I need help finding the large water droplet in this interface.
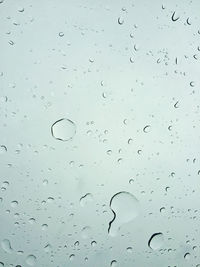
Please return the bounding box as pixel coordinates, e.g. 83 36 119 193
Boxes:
171 11 179 21
26 255 37 266
51 118 76 141
1 239 13 253
148 233 164 250
108 191 139 236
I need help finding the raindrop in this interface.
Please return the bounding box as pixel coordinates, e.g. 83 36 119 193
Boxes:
0 145 7 154
110 260 117 266
18 7 24 12
0 263 4 267
126 247 133 253
186 18 191 25
130 57 134 63
171 11 179 21
28 218 36 224
184 252 190 260
69 254 75 261
11 201 18 208
80 193 93 207
1 239 13 253
148 233 164 250
26 255 36 266
174 101 179 108
91 241 97 247
51 118 76 141
118 17 124 25
143 125 151 133
41 224 48 230
81 226 91 239
108 191 139 236
44 244 52 253
59 32 64 37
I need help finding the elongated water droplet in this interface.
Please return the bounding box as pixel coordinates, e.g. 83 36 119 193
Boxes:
1 239 13 253
108 191 139 236
171 11 179 21
51 118 76 141
148 233 164 250
118 17 124 25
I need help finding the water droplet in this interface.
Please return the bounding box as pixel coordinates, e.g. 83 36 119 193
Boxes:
80 193 93 207
41 224 48 230
174 101 179 108
171 11 179 22
11 200 18 208
184 252 190 260
44 244 52 253
1 239 13 253
28 218 36 224
126 247 133 253
43 179 48 185
59 32 64 37
18 7 24 12
26 255 36 266
0 145 7 154
143 125 151 133
108 192 139 236
51 118 76 141
130 57 134 63
129 179 134 184
110 260 117 266
148 233 164 250
81 226 91 239
186 18 191 25
91 240 97 247
118 17 124 25
69 254 75 261
0 263 4 267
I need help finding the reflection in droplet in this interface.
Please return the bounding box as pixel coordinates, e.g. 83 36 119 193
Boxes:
51 118 76 141
26 255 37 266
148 233 164 250
108 192 139 236
1 239 13 253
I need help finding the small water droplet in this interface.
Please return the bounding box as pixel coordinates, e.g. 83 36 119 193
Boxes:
1 239 13 253
184 252 190 260
143 125 151 133
171 11 179 22
148 233 164 250
91 240 97 247
11 200 18 208
69 254 75 261
0 145 7 154
118 17 124 25
80 193 93 207
44 244 52 253
126 247 133 253
41 224 48 230
51 118 76 141
81 226 91 239
26 255 36 266
59 32 64 37
110 260 117 266
108 192 139 236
